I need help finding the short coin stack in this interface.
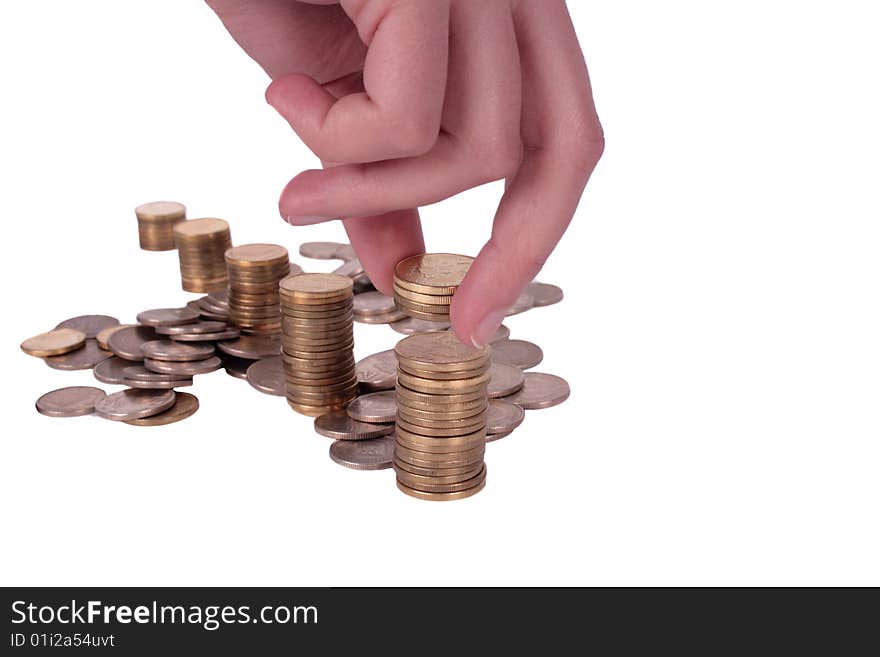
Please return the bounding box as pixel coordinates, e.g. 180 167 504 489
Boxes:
280 273 358 416
393 331 489 501
226 244 291 336
135 201 186 251
393 253 473 320
173 218 232 292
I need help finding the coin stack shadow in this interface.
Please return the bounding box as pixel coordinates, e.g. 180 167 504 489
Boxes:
173 218 232 292
392 253 473 320
226 244 291 336
135 201 186 251
393 332 489 501
280 273 358 417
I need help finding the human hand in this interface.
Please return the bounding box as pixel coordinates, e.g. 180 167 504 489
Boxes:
207 0 603 346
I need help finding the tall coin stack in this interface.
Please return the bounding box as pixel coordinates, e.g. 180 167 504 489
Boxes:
173 218 232 292
135 201 186 251
280 273 358 417
393 332 489 501
393 253 474 320
226 244 291 336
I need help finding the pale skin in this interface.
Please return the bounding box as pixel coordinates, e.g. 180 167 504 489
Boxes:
206 0 604 347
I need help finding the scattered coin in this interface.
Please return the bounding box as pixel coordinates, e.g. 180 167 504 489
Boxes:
94 388 176 421
221 354 255 379
246 356 286 396
489 324 511 343
124 392 200 426
140 340 215 362
334 244 357 261
485 399 525 434
390 317 451 334
156 320 228 335
490 339 544 370
122 365 190 382
21 328 86 358
355 350 397 391
487 362 525 398
346 391 397 423
170 328 240 342
333 258 365 278
97 324 136 350
35 386 107 418
354 291 396 316
506 290 536 316
44 339 112 371
217 334 281 359
299 241 344 260
136 306 201 327
123 376 193 390
107 326 161 361
93 357 134 385
528 282 564 307
143 356 222 376
328 436 394 470
485 430 513 443
504 372 570 410
55 315 119 339
314 410 394 440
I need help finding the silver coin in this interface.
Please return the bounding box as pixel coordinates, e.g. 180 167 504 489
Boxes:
44 339 113 371
246 356 286 396
528 282 563 307
143 356 223 376
156 320 228 335
390 317 451 335
490 339 543 370
36 386 106 418
199 309 229 321
170 329 240 342
94 388 176 421
487 362 525 398
107 325 161 361
314 410 395 440
355 349 398 391
299 241 344 260
217 335 281 359
353 291 396 316
207 289 229 305
123 377 193 390
55 315 120 339
334 244 357 261
93 357 134 385
136 306 200 327
506 290 535 316
221 355 254 380
485 399 525 434
347 391 397 423
504 372 570 410
490 324 511 343
329 436 394 470
197 297 228 314
352 278 376 295
123 364 190 382
333 258 364 278
141 340 215 362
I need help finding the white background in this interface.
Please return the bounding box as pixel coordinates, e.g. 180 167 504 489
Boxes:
1 1 878 586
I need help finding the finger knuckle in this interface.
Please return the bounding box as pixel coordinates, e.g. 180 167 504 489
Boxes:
562 116 605 175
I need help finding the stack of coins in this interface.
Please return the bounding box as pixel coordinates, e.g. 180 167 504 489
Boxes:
173 218 232 292
393 253 473 320
393 332 489 500
135 201 186 251
280 273 358 416
225 244 291 336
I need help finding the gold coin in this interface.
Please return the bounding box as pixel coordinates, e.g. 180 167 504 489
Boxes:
280 272 353 297
225 243 289 267
21 328 87 358
394 442 484 464
287 400 346 417
392 457 481 477
396 308 452 322
392 283 454 305
394 331 488 372
395 384 485 405
395 426 486 453
173 217 229 239
396 397 487 415
396 417 485 437
396 475 486 501
397 362 489 380
394 296 451 315
394 463 484 487
393 253 473 295
280 291 353 306
96 324 136 351
396 370 490 394
396 464 486 493
396 407 487 427
123 392 199 426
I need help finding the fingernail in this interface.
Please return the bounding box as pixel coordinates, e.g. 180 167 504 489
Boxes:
470 309 507 349
285 215 329 226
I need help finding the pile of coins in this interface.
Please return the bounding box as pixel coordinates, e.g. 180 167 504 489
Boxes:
226 244 292 336
280 273 358 416
392 332 490 501
393 253 473 321
173 218 232 292
135 201 186 251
